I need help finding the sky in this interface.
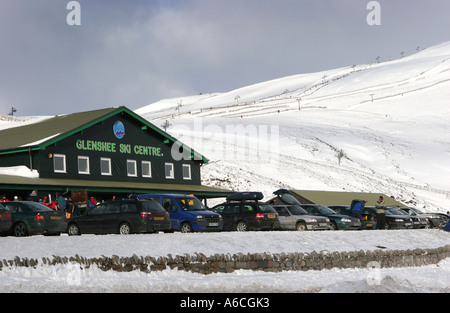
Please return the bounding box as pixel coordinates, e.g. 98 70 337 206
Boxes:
0 0 449 116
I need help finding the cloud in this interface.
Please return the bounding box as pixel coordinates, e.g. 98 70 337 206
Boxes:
0 0 449 116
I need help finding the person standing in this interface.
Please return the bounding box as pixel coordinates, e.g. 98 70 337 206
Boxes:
89 196 97 208
376 196 386 229
65 198 74 219
351 200 364 221
351 200 366 230
58 195 66 213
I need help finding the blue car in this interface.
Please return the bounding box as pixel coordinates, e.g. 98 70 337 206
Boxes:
137 194 223 233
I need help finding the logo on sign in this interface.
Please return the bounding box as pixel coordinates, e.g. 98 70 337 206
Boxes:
113 121 125 139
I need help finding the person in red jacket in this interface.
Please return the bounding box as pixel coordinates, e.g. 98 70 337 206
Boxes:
89 197 97 208
50 201 59 211
42 196 50 207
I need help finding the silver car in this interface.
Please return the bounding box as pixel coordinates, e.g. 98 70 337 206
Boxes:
399 207 447 228
273 205 330 231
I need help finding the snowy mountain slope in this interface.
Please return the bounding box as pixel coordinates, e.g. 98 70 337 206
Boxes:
136 42 450 119
137 41 450 211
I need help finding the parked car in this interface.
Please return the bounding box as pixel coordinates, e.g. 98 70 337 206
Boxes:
67 198 170 235
300 204 361 230
435 212 450 224
2 201 66 236
0 203 13 235
329 205 375 229
365 207 413 230
273 205 330 231
386 207 427 229
137 194 223 233
210 192 279 231
398 207 447 228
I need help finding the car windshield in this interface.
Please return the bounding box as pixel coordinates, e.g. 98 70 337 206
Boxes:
258 204 277 213
27 202 54 212
388 207 406 215
287 205 308 215
141 201 166 213
316 205 337 215
176 197 206 211
410 207 424 214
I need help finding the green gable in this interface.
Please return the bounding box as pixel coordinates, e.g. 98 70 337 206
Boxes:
0 106 208 164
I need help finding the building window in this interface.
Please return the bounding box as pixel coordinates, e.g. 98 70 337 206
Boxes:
127 160 137 177
165 163 174 179
142 161 152 178
53 154 66 173
100 158 112 176
78 156 90 175
182 164 192 180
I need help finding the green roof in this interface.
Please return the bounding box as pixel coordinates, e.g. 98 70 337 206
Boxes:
0 106 208 163
290 190 405 207
0 174 232 198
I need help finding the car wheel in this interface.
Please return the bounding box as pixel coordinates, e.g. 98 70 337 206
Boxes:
384 223 390 230
67 223 81 236
235 221 247 232
14 222 29 237
180 222 193 233
119 223 131 235
330 221 338 230
296 222 307 231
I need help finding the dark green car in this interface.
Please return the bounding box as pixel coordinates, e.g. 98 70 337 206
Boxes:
328 205 376 230
301 204 361 230
2 201 67 237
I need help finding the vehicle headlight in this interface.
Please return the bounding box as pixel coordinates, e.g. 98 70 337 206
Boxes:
196 215 203 219
310 219 317 223
394 219 403 222
341 218 352 223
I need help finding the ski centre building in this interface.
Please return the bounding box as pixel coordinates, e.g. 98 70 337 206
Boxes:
0 106 232 205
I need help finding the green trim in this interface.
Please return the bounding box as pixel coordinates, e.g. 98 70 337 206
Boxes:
0 175 232 198
36 108 126 150
123 108 209 164
0 148 38 156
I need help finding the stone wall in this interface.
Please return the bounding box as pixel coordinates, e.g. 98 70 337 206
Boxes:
1 245 449 275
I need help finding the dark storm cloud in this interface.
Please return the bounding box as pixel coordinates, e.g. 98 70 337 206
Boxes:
0 0 449 116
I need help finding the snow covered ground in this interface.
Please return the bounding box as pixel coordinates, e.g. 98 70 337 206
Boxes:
0 229 448 293
1 42 449 293
0 258 448 293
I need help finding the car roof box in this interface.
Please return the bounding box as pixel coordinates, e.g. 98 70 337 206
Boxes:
226 192 264 202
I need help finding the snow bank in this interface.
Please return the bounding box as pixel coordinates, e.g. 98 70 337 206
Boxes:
0 166 39 178
0 253 448 293
1 229 448 260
